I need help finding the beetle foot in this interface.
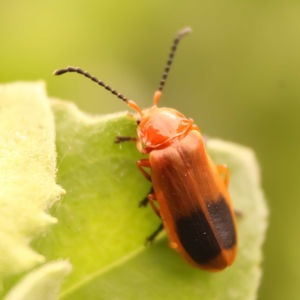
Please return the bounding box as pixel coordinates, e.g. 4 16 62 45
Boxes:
145 223 164 246
139 197 149 207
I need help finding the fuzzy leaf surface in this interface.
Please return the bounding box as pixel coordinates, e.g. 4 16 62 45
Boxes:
0 83 64 291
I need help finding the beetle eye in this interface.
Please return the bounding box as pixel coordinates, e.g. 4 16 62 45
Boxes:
136 119 141 125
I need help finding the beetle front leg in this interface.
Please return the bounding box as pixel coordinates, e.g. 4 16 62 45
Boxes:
115 136 137 143
137 159 151 181
217 165 229 188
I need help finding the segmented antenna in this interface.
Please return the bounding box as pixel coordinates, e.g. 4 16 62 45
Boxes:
53 66 130 103
158 27 192 92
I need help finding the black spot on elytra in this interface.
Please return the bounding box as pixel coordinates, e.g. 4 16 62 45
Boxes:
176 209 221 264
207 194 236 249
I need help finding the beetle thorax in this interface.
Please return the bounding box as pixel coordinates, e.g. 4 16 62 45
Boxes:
137 106 193 152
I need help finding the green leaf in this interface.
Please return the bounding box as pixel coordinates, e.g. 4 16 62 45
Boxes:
1 82 268 299
35 98 267 299
0 83 64 286
3 261 71 300
33 99 158 293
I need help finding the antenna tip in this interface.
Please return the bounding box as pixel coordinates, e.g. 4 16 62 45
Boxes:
178 27 192 37
53 68 66 76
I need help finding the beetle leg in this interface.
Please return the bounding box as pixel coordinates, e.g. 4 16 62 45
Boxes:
139 187 154 207
115 136 137 143
145 223 164 245
148 193 161 218
137 159 151 181
139 188 163 244
217 165 229 187
140 189 161 218
139 196 149 207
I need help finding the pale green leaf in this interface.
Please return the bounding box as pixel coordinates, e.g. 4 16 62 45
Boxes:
4 261 71 300
0 83 64 285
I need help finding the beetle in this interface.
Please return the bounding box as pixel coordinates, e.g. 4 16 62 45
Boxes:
54 27 238 272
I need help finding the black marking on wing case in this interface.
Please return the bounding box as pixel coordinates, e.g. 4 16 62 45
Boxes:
207 194 236 249
176 209 221 264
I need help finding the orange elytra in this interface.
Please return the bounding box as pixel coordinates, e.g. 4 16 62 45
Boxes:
54 27 238 272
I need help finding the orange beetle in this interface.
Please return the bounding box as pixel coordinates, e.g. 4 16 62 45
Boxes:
54 27 238 271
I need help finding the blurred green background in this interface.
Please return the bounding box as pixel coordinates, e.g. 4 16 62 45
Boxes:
1 0 299 299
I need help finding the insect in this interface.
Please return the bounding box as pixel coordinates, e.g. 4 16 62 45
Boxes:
54 27 238 272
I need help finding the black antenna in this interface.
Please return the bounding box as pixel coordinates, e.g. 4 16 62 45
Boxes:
158 27 192 92
53 66 130 104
